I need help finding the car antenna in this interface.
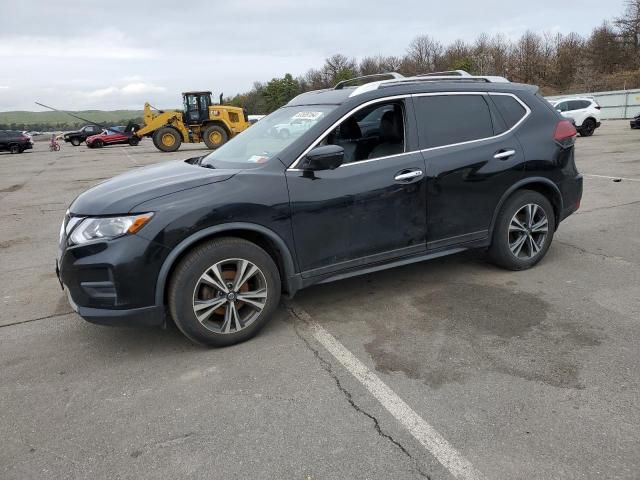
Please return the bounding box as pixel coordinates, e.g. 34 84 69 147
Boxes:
35 101 124 135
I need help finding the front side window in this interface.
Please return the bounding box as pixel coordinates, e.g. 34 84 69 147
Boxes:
415 95 494 149
319 101 405 163
201 105 335 168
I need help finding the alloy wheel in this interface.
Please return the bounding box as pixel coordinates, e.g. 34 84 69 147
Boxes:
192 258 268 334
508 203 549 260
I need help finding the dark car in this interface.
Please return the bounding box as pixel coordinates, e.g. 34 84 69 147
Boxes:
63 125 103 146
57 72 582 347
86 126 140 148
631 113 640 129
0 130 33 154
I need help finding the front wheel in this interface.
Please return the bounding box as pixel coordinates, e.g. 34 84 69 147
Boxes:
168 238 281 347
9 144 22 154
71 138 81 146
128 136 140 146
153 127 181 152
488 190 555 270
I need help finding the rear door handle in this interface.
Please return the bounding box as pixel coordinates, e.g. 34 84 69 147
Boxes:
394 169 423 182
494 149 516 160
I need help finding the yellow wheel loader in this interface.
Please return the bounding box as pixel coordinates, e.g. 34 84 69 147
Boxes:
134 91 250 152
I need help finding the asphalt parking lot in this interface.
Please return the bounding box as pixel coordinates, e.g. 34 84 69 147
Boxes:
1 121 639 479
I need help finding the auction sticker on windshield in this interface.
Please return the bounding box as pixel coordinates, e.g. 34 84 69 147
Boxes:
291 111 324 120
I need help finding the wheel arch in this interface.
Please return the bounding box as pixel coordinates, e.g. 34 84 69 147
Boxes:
155 223 298 307
490 178 563 235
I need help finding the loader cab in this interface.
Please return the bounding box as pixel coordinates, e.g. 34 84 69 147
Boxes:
183 91 212 124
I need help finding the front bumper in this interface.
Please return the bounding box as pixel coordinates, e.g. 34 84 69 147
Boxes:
631 118 640 129
57 231 169 327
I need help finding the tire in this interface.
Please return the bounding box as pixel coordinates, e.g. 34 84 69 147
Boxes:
9 144 22 154
153 127 181 152
579 118 596 137
488 190 555 271
168 237 281 347
71 138 81 146
203 125 228 149
128 136 140 146
92 140 103 148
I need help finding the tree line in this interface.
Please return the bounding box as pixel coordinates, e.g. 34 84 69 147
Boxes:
228 0 640 114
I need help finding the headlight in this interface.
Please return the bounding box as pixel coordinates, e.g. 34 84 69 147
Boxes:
69 213 153 245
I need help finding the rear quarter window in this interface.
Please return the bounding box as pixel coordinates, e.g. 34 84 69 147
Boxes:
414 94 494 149
491 94 527 129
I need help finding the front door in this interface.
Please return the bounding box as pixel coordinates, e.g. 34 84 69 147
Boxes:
286 99 427 277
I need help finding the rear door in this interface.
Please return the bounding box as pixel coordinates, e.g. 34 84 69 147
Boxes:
415 92 528 249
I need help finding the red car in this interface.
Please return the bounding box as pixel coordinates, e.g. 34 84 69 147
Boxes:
86 126 140 148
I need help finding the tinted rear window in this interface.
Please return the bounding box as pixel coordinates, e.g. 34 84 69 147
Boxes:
414 95 494 149
491 94 527 129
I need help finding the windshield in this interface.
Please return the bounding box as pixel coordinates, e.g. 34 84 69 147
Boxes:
201 105 336 168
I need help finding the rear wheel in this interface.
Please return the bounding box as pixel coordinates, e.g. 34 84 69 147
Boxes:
168 238 281 347
489 190 555 270
153 127 181 152
70 137 81 146
9 144 22 154
579 118 596 137
203 125 228 149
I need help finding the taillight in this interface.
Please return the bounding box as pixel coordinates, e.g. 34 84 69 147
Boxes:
554 120 577 148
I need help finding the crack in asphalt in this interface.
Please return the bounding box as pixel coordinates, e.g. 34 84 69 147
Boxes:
576 199 640 214
0 310 74 328
288 307 431 480
556 240 632 264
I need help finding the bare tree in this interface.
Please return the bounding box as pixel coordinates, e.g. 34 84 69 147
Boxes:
405 35 443 74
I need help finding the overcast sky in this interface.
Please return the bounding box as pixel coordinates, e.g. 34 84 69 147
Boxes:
0 0 626 112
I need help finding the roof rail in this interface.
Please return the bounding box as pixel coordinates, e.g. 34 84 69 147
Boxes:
416 70 472 77
334 72 404 90
348 73 510 97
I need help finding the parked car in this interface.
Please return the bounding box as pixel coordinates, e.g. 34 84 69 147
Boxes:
550 97 601 136
63 125 104 146
86 126 140 148
0 130 33 154
57 72 582 347
630 113 640 129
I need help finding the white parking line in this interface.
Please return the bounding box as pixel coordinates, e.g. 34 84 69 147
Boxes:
584 174 640 182
289 302 485 480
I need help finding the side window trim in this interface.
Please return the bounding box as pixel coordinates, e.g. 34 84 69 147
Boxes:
411 91 531 153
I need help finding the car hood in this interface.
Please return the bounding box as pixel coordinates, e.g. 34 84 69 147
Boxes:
70 160 236 215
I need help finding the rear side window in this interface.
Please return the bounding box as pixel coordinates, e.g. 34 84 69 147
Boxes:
414 95 494 149
491 94 527 129
568 100 588 111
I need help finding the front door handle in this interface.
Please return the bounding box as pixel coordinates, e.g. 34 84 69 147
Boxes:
394 169 423 182
494 149 516 160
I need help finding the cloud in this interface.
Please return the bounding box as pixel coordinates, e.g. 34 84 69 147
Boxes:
0 86 8 89
85 82 166 98
0 29 156 60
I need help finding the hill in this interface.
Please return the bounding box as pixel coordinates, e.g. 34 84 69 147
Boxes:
0 110 144 131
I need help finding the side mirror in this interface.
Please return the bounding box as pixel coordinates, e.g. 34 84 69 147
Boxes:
305 145 344 171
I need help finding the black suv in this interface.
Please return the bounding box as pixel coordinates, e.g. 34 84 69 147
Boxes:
63 125 103 146
57 73 582 346
0 130 33 154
